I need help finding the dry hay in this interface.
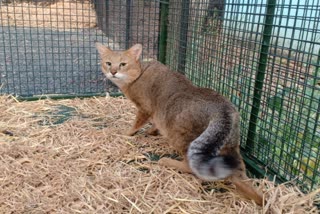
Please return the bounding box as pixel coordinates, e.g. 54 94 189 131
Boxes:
0 95 319 213
0 0 97 29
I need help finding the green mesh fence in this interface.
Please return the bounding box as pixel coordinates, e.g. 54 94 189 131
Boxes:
166 0 320 192
0 0 319 193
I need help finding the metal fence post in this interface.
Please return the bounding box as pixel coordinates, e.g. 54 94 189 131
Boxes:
159 0 169 64
104 0 109 36
245 0 276 154
95 0 109 36
178 0 190 74
126 0 132 49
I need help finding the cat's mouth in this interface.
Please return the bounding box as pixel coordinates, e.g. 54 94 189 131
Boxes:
107 73 117 79
107 72 126 81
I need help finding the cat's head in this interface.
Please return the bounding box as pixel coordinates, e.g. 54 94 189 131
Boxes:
95 43 142 88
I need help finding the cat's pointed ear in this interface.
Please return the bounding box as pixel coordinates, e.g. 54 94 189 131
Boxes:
127 44 142 61
95 42 111 55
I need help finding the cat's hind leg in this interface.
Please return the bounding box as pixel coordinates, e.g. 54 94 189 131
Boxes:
228 161 264 206
158 157 192 174
158 136 193 173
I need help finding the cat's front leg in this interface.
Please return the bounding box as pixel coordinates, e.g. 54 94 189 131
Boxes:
126 110 150 136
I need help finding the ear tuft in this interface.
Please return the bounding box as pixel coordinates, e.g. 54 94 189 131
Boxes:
95 42 111 55
128 44 142 61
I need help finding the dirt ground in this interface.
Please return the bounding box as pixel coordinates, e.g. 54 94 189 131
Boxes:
0 0 97 29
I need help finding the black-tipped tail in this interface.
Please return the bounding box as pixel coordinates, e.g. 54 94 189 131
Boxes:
187 116 240 181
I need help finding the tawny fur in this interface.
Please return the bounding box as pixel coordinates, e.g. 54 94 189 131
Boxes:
96 43 263 206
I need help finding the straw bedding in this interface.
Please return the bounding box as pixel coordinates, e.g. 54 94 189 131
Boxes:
0 95 319 213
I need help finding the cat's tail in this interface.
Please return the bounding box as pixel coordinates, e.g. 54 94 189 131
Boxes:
187 112 264 205
187 111 240 181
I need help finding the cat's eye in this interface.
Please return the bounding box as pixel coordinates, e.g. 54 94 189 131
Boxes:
106 62 111 66
119 63 127 67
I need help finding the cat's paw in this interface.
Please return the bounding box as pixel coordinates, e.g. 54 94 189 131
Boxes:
146 127 159 136
158 158 193 173
125 129 137 136
158 157 175 167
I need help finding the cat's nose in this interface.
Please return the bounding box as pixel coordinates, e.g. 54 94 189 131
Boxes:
110 70 117 75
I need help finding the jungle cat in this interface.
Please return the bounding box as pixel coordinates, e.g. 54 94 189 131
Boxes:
96 43 263 206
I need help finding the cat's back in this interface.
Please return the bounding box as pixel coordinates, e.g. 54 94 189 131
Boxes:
142 61 232 105
142 60 236 121
142 60 195 91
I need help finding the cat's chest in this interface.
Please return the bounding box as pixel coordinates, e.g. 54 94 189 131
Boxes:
130 97 152 114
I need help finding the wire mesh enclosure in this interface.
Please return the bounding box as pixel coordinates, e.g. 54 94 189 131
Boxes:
0 0 319 195
0 0 159 96
165 0 320 193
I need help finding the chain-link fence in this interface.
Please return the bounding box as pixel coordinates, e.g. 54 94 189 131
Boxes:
0 0 319 193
